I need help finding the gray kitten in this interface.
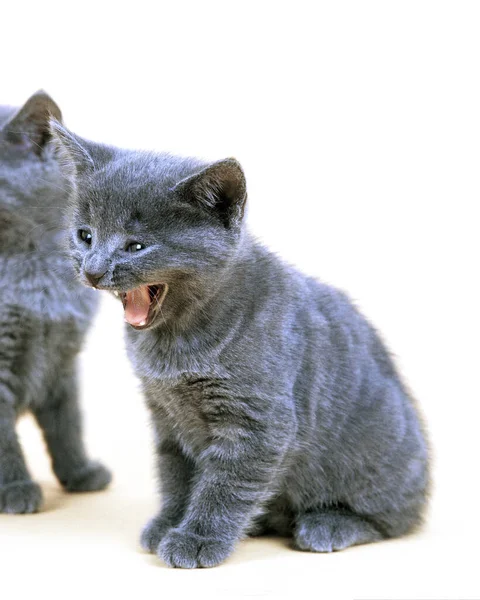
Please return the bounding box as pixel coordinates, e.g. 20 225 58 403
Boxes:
51 121 429 568
0 93 111 514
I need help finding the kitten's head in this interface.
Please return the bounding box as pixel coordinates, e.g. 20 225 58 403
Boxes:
50 121 248 330
0 90 62 158
0 91 65 234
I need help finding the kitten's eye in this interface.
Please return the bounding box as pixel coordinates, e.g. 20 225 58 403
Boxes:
126 242 145 253
78 229 92 245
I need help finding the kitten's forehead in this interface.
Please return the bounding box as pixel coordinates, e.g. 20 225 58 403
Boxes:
105 152 205 191
79 152 205 228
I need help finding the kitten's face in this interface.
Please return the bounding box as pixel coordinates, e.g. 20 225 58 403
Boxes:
53 126 247 330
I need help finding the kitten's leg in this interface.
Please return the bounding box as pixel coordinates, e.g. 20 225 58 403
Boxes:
247 495 294 537
141 434 195 553
157 412 288 568
33 371 111 492
0 314 43 514
0 403 43 514
294 431 429 552
293 508 383 552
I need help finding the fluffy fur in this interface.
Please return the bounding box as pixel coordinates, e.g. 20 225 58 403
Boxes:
0 93 111 514
52 121 429 567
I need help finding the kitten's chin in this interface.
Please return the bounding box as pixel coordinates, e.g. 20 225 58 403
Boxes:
119 283 168 330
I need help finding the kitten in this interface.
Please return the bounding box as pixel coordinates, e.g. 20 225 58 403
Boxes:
0 92 111 514
51 121 429 568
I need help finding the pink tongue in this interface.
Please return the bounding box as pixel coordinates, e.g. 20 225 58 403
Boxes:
124 286 151 326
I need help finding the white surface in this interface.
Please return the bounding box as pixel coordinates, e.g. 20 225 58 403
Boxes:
1 1 479 598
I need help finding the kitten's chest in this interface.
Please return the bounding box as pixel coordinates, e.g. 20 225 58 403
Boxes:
129 329 233 457
18 317 86 412
144 375 228 458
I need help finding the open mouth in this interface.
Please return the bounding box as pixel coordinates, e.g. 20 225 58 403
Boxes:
119 284 168 330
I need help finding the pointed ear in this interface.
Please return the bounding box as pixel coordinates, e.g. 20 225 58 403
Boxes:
49 119 95 180
173 158 247 228
4 90 62 155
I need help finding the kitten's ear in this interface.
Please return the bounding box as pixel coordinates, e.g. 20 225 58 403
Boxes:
4 90 62 155
49 119 95 179
173 159 247 228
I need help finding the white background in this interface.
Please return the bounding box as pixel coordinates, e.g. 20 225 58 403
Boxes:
1 1 479 599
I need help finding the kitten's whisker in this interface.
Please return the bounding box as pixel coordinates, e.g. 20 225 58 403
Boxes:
16 205 66 209
35 176 72 196
5 130 45 154
3 247 68 267
23 221 61 237
152 291 173 335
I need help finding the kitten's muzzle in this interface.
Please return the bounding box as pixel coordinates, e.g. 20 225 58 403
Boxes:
85 269 108 287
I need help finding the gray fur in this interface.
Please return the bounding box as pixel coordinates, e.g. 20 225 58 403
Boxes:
52 122 429 567
0 93 111 514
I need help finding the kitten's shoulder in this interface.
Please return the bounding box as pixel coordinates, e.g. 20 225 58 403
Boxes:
247 236 365 330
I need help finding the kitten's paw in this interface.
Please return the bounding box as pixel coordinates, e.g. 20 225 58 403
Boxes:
61 461 112 492
158 528 234 568
141 515 174 553
0 481 43 514
294 512 382 553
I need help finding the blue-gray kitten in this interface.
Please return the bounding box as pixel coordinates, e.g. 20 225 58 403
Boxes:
51 121 429 567
0 93 111 514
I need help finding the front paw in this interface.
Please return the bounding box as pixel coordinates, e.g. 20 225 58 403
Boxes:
61 461 112 492
158 528 234 568
0 481 43 514
141 515 175 553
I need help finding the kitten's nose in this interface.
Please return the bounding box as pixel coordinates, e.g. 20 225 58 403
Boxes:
85 269 107 287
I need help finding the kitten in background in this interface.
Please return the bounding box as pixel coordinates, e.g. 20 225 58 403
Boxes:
52 121 429 567
0 92 111 514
